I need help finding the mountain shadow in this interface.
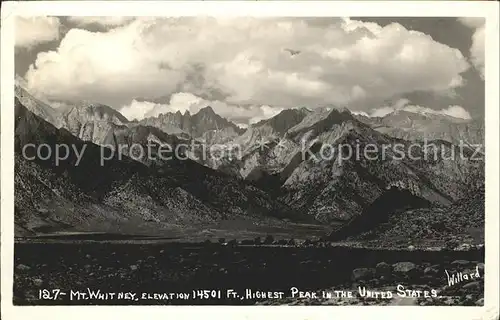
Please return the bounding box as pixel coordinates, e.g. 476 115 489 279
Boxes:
328 187 432 241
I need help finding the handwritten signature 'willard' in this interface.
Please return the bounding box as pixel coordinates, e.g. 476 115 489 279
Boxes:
444 266 481 286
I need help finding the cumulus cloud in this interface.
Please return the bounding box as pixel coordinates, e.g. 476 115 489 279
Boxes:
120 100 162 121
439 106 473 119
356 98 472 120
15 16 61 49
457 17 484 29
470 26 485 79
120 92 284 125
67 17 135 27
252 105 285 124
24 17 470 123
458 17 485 79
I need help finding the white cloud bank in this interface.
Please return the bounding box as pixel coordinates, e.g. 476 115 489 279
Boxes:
67 17 135 27
15 16 61 49
353 98 472 120
24 17 471 123
458 17 485 79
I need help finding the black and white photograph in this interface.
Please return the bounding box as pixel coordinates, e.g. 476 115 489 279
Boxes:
1 2 499 319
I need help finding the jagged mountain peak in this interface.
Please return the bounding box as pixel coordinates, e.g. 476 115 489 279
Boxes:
298 106 313 114
139 105 242 139
196 105 216 116
191 106 243 137
72 101 128 122
251 108 311 136
287 106 356 137
61 101 129 128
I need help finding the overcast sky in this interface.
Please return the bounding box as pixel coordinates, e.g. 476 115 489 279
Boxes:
15 16 485 125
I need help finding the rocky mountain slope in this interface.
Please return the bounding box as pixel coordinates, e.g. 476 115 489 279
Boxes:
15 79 63 128
339 185 485 247
13 84 246 162
216 107 484 223
61 101 129 144
13 83 485 237
205 108 311 173
232 108 311 152
354 110 484 146
14 98 312 236
15 78 244 145
13 84 200 166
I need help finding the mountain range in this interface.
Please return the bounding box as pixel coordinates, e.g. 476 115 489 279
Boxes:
139 106 245 140
219 106 483 223
354 110 484 146
13 82 485 241
14 97 313 236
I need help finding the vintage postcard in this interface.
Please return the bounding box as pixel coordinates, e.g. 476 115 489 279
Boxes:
1 1 499 320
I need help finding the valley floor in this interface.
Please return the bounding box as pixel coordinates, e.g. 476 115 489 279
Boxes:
13 241 484 306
